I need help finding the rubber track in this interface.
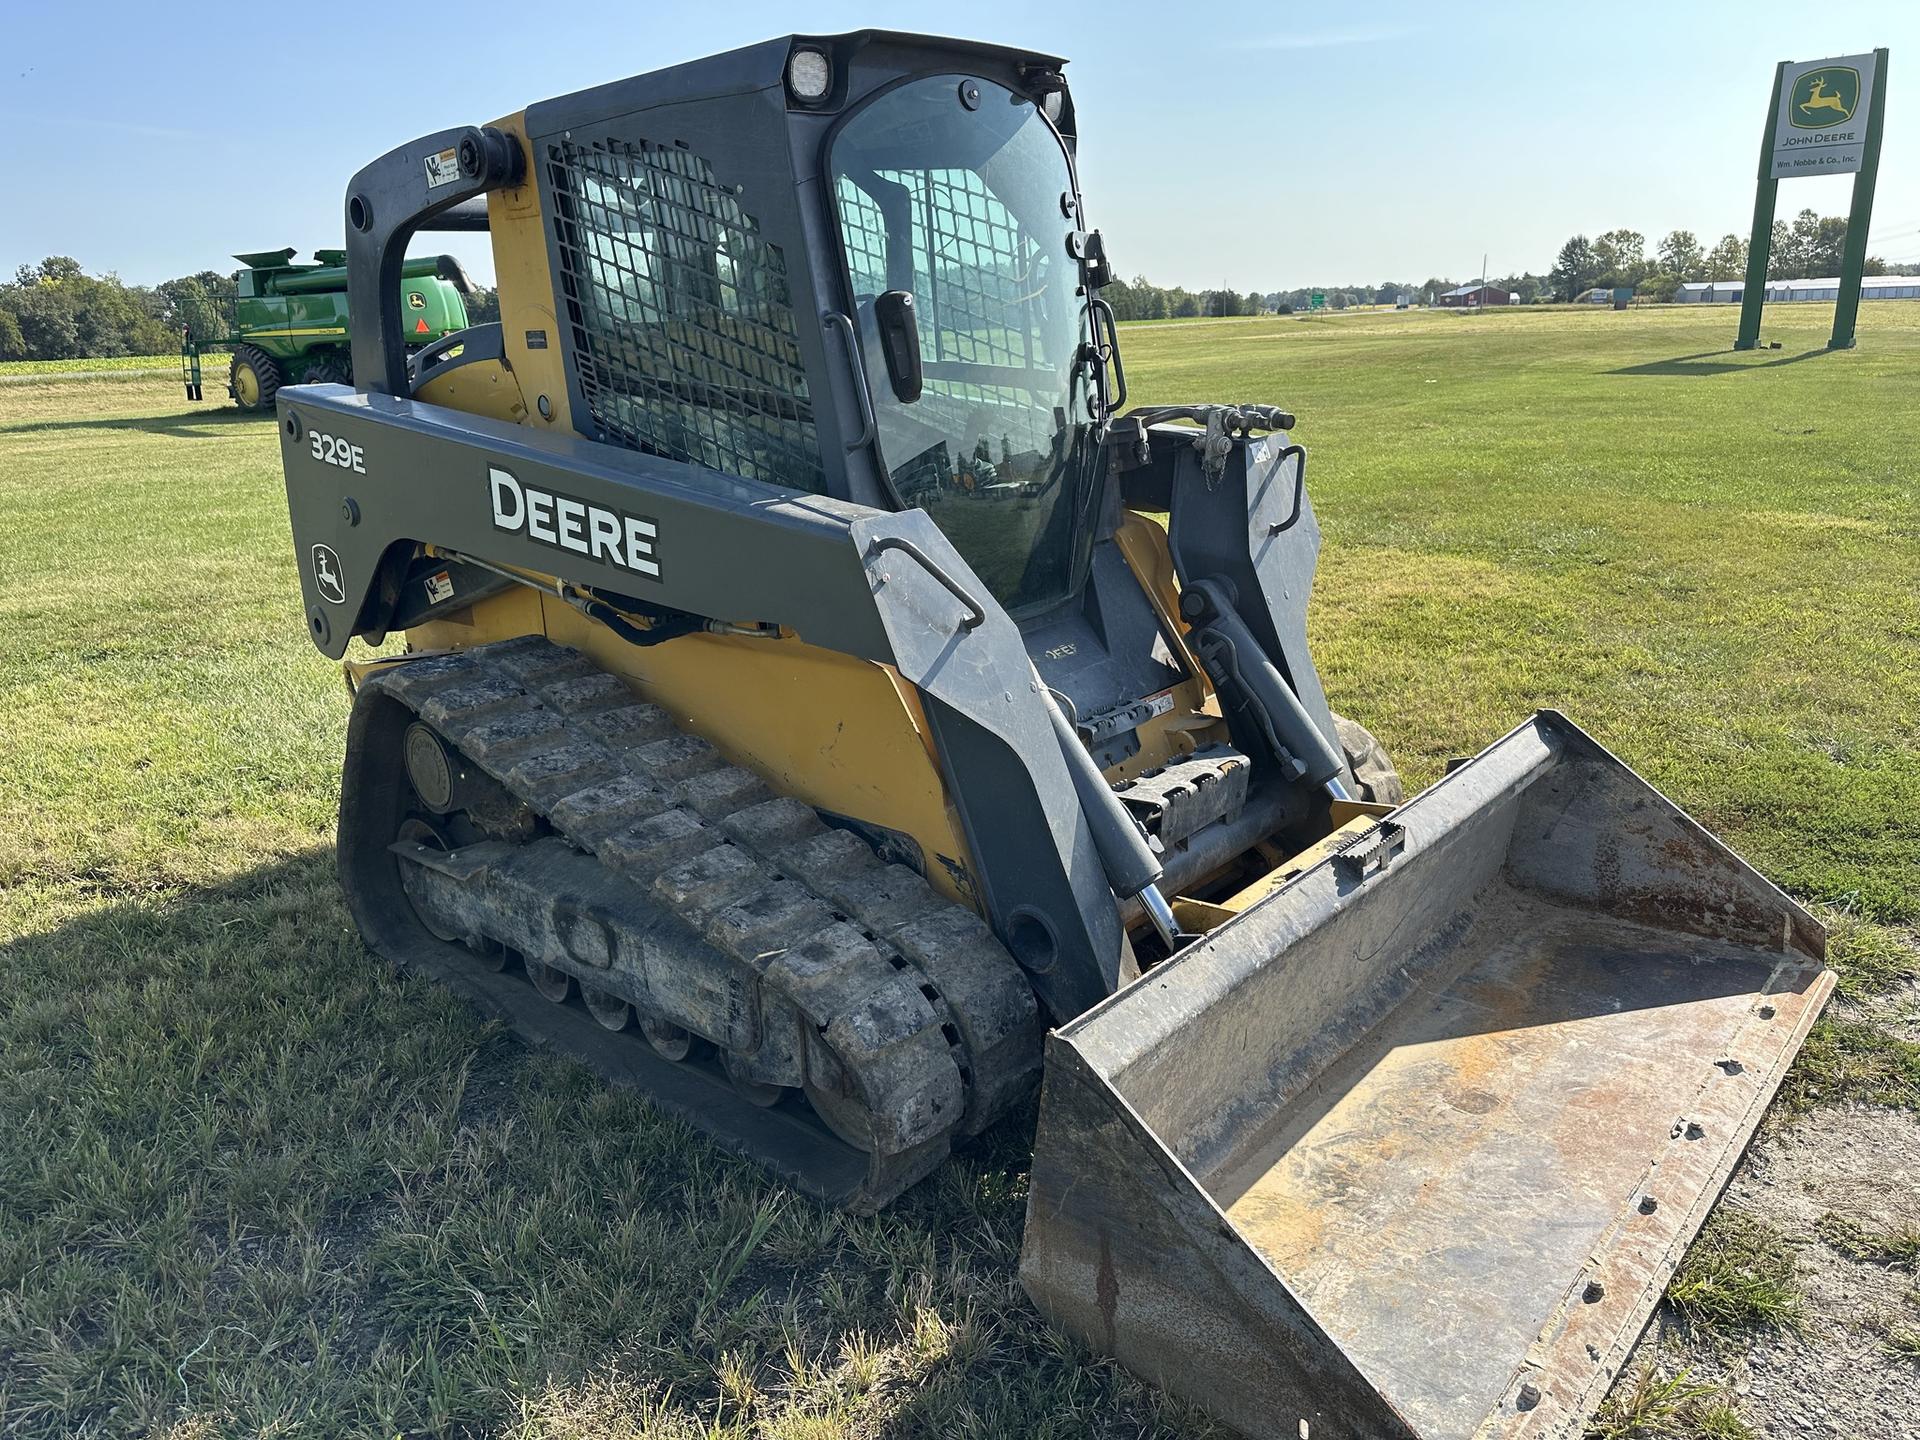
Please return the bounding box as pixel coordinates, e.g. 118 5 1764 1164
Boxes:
365 636 1041 1208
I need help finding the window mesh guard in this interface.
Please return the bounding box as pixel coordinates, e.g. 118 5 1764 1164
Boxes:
547 138 825 492
836 168 1063 493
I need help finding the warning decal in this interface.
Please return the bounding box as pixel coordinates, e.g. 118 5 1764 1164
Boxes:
424 147 462 189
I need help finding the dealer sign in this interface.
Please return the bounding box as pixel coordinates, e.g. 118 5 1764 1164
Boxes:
1771 53 1878 177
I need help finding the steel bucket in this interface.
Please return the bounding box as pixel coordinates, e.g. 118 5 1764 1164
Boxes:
1021 713 1830 1440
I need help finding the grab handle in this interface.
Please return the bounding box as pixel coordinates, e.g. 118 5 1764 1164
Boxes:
866 535 986 631
823 311 877 449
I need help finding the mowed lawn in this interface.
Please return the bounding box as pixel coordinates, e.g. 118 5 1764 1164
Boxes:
1 304 1916 1439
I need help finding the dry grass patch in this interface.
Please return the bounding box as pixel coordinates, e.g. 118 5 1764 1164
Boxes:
1666 1209 1802 1333
1588 1359 1754 1440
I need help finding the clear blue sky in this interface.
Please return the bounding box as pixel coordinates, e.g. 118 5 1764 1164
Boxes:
4 0 1915 291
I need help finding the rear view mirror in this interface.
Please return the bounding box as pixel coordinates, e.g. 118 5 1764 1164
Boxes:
874 290 923 403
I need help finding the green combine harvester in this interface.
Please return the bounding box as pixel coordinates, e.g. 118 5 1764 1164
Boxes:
182 248 472 410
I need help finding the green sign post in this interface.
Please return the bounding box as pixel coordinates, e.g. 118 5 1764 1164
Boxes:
1309 291 1326 310
1736 49 1889 350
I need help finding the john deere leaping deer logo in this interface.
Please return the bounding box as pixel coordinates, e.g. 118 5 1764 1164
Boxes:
1791 68 1859 129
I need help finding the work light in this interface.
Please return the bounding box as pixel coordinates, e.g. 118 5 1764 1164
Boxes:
787 48 831 102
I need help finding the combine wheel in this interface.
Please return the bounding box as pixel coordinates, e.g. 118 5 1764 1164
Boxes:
229 345 282 411
582 985 632 1031
303 353 351 387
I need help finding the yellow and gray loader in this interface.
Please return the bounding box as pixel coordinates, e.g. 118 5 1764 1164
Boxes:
276 31 1832 1439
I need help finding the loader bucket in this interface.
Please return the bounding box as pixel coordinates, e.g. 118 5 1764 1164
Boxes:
1021 712 1831 1440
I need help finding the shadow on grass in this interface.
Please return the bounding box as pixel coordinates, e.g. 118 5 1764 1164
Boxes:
1608 347 1832 377
3 408 277 438
0 854 1211 1438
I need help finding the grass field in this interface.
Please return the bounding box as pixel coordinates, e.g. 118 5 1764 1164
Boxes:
0 354 224 380
2 304 1917 1438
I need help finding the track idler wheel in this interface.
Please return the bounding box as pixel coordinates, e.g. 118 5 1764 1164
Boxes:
804 1073 876 1153
396 819 461 943
523 954 575 1004
582 985 632 1031
640 1015 708 1063
721 1049 786 1108
471 936 511 972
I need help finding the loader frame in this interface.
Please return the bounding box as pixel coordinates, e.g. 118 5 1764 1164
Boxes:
283 27 1362 1024
272 34 1838 1440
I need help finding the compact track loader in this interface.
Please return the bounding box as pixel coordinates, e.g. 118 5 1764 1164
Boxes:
275 32 1832 1438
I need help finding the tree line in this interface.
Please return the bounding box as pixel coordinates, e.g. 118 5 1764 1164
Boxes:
0 256 503 363
1108 208 1905 318
0 258 239 362
1099 281 1271 321
2 208 1910 361
1549 210 1903 303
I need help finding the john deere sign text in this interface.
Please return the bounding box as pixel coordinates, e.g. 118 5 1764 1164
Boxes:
1771 53 1878 176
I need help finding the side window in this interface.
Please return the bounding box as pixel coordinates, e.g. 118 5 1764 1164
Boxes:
828 73 1099 616
835 168 1060 375
835 165 1065 494
547 138 826 493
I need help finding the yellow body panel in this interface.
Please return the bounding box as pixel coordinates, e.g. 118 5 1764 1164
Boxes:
1105 510 1228 781
1113 512 1199 675
412 350 526 423
409 588 980 909
484 112 574 435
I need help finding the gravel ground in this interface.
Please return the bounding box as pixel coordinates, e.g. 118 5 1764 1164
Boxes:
1612 975 1920 1440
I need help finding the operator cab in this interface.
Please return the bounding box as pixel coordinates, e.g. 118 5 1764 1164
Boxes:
822 67 1187 760
829 72 1102 619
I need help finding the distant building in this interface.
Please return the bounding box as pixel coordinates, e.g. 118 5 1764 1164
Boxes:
1672 282 1746 304
1674 276 1920 303
1439 283 1512 307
